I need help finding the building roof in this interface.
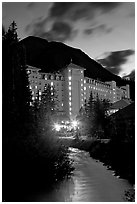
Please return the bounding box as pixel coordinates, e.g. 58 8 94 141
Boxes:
111 102 135 120
67 63 86 70
110 99 131 110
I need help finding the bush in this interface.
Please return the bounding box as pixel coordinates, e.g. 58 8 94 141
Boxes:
3 130 74 201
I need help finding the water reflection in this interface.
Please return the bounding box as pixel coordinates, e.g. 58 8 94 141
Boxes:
33 147 132 202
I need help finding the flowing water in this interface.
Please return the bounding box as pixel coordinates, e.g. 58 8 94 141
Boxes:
32 147 133 202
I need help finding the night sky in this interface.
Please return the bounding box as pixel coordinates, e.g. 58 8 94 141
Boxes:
2 2 135 77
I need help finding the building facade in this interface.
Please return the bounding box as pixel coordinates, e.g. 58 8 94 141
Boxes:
27 63 130 119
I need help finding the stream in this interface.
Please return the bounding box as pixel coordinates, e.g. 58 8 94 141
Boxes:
30 147 133 202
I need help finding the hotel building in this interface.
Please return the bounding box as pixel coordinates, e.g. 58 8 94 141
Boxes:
27 63 130 119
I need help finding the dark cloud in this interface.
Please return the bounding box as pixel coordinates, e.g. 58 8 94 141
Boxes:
27 2 37 9
25 2 121 42
84 24 112 35
91 2 122 13
49 2 122 21
26 20 78 42
97 50 135 75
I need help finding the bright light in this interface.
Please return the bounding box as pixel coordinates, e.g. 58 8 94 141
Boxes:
68 76 71 80
69 86 71 90
54 123 61 131
51 82 53 86
71 120 79 129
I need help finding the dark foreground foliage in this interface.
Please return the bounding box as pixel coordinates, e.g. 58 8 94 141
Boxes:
3 132 74 201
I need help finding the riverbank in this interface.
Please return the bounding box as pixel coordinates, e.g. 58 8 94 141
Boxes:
66 138 135 186
30 147 133 202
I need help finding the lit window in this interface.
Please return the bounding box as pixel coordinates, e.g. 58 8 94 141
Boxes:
84 79 86 84
69 97 71 101
69 107 72 111
84 97 86 100
69 81 71 85
62 103 63 106
51 87 53 90
69 102 71 106
32 96 35 101
94 87 95 89
45 76 47 80
27 70 30 74
68 76 71 80
39 97 41 101
51 92 53 95
69 92 71 96
81 70 83 74
70 112 72 115
84 87 86 90
32 91 34 95
81 78 83 81
81 83 83 87
35 85 37 89
69 86 71 90
89 86 90 88
51 82 53 86
69 69 71 72
30 85 32 89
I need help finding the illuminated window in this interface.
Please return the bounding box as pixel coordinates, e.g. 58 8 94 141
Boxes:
81 78 83 81
35 85 37 89
62 103 63 106
51 92 53 95
27 70 30 74
69 92 71 96
69 97 71 101
69 102 71 106
51 87 53 91
32 96 35 100
32 91 34 95
68 76 71 80
69 107 72 111
70 112 72 115
84 79 86 84
69 86 71 90
89 86 90 88
69 69 71 72
51 82 53 86
69 81 71 85
81 70 83 74
84 87 86 90
45 75 47 80
81 83 83 87
39 97 41 100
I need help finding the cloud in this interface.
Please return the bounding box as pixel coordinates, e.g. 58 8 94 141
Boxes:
84 24 112 36
97 49 135 75
27 2 36 9
49 2 122 21
25 2 122 42
26 19 78 42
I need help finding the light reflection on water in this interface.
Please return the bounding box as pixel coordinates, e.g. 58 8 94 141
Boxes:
34 147 132 202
